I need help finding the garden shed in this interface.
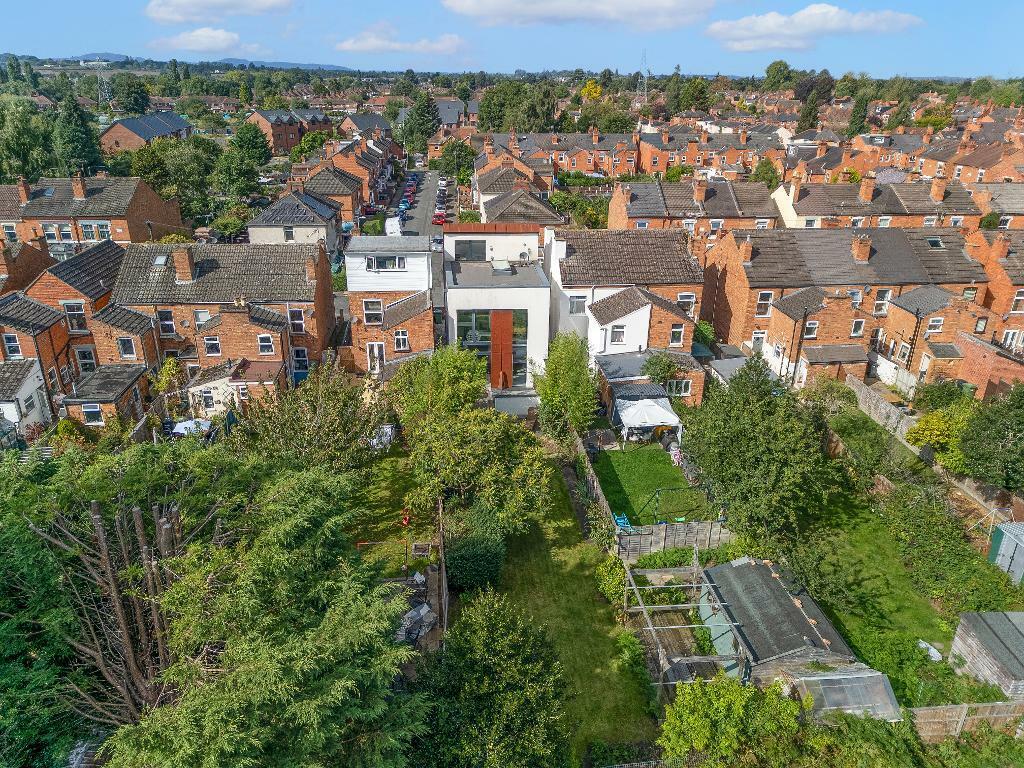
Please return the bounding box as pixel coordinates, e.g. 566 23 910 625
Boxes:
950 612 1024 699
989 523 1024 585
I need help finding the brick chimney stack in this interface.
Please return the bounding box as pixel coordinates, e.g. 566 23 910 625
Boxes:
739 129 748 145
591 126 600 145
859 175 876 203
923 126 934 144
661 128 670 145
852 234 872 262
693 177 708 203
172 247 195 283
512 176 531 192
738 235 753 262
790 175 803 203
990 233 1011 264
16 176 30 204
930 175 947 203
816 140 829 158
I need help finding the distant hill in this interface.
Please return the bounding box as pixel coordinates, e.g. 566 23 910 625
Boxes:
215 58 353 72
71 52 131 62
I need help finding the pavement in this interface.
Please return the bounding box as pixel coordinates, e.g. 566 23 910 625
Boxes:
386 170 450 237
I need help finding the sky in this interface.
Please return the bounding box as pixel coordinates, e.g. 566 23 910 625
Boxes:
12 0 1022 79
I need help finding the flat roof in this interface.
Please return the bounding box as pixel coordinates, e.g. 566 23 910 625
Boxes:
443 222 542 234
65 365 147 404
445 260 549 289
345 236 430 253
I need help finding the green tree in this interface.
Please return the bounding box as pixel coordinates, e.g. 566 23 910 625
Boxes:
384 98 405 123
533 332 597 438
959 384 1024 492
387 343 488 429
212 148 259 199
797 90 820 132
230 121 272 167
109 72 150 115
436 139 475 185
763 60 792 91
6 54 22 84
906 399 975 475
640 351 680 387
52 96 101 174
681 356 836 547
415 590 568 768
664 164 694 182
665 71 682 114
288 129 331 162
659 674 805 768
131 136 221 222
749 158 780 189
0 99 53 180
400 92 441 154
238 80 252 106
846 93 869 137
477 80 528 131
980 211 1002 229
679 77 711 112
580 79 603 102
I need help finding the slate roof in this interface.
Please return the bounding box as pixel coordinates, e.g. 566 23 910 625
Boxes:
623 180 779 219
103 111 190 141
793 180 980 217
595 349 700 380
610 382 669 400
773 286 826 319
382 290 431 330
802 344 870 365
705 557 854 664
0 292 64 333
91 304 154 335
920 138 962 162
889 181 980 215
973 183 1024 214
737 228 988 289
248 304 288 331
47 240 125 299
254 108 328 124
477 166 532 196
889 285 954 315
248 191 338 226
302 166 363 197
113 244 319 305
483 190 563 226
0 359 37 401
588 286 691 326
557 229 703 286
344 113 391 133
958 612 1024 680
982 230 1024 284
927 341 962 359
64 364 146 404
958 142 1016 169
11 177 144 219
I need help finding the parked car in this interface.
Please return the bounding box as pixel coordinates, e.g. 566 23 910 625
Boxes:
430 236 443 252
432 213 447 225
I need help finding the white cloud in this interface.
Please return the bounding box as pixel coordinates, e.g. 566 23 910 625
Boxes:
441 0 714 27
146 0 292 24
150 27 253 54
336 23 464 55
706 3 922 52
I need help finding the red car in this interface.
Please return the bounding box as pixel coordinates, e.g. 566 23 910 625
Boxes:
431 213 447 225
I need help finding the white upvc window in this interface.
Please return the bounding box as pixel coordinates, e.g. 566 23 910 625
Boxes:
954 165 963 179
851 217 865 228
923 216 937 227
804 218 818 228
237 384 250 401
365 255 407 271
62 301 87 333
81 403 103 425
288 307 306 334
293 347 310 371
755 219 770 229
851 319 865 337
117 337 137 359
394 329 410 351
362 299 383 325
873 288 892 316
1 222 17 241
204 336 221 356
1011 289 1024 313
76 347 96 373
950 216 964 227
201 389 215 410
2 333 22 358
710 219 724 233
193 309 211 326
927 317 944 333
610 325 625 344
80 221 110 241
283 226 294 242
1002 329 1021 348
665 378 692 397
23 392 35 413
897 342 911 362
257 334 274 355
669 324 684 346
878 216 892 228
635 220 648 229
676 292 697 316
43 222 73 242
975 317 988 333
999 216 1013 230
157 309 175 336
977 169 986 181
568 296 587 316
803 320 819 339
754 290 774 317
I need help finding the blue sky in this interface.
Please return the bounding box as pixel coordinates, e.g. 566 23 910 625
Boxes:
14 1 1022 78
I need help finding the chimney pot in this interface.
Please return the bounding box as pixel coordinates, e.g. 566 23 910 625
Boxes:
16 176 30 204
71 173 86 200
693 177 708 203
930 175 947 203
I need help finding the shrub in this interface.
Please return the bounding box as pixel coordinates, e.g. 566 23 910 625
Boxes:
596 554 626 609
913 379 968 412
588 741 659 768
445 533 506 590
361 216 384 235
586 501 615 551
616 630 657 715
980 211 1002 230
457 209 481 223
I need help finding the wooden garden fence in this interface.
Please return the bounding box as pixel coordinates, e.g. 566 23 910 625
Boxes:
910 701 1024 743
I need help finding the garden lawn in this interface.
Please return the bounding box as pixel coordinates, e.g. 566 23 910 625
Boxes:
591 445 711 525
352 448 435 576
500 467 658 762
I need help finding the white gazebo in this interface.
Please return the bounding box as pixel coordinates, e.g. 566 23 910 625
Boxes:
612 383 682 443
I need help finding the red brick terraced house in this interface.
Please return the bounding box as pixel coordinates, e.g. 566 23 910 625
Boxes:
109 243 335 385
0 239 54 295
607 178 780 236
0 291 74 419
246 109 333 156
704 228 990 391
966 230 1024 356
99 112 192 154
0 174 184 259
970 184 1024 230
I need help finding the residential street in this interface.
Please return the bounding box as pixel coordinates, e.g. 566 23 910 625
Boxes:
385 170 445 237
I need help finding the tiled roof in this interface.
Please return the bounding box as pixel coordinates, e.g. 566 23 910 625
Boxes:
113 243 319 305
0 359 37 401
48 240 125 299
104 111 190 141
0 292 64 333
477 166 531 195
888 181 980 215
982 230 1024 284
248 191 338 226
802 344 870 365
920 139 961 162
624 180 778 219
483 190 563 226
927 341 962 359
738 228 987 288
64 364 146 404
382 290 431 330
302 166 362 196
773 286 826 319
557 229 703 286
974 183 1024 214
890 285 954 315
588 286 691 325
91 304 154 336
344 113 391 133
11 177 144 219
